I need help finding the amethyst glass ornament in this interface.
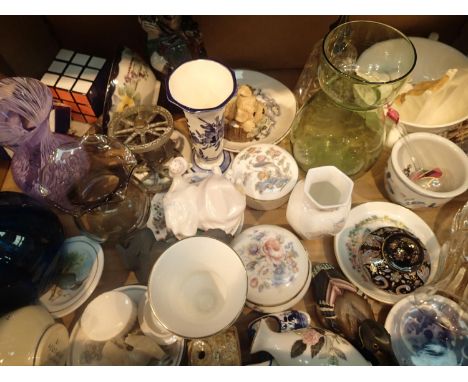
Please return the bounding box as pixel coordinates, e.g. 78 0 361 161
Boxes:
0 77 76 198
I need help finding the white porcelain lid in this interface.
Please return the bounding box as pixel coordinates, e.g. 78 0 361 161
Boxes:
230 225 309 307
230 144 298 201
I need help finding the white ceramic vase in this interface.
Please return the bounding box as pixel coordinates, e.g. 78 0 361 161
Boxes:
166 59 236 171
286 166 353 239
251 319 370 366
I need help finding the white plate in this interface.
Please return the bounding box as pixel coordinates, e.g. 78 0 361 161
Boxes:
334 202 440 305
67 285 185 366
39 236 104 318
223 69 296 153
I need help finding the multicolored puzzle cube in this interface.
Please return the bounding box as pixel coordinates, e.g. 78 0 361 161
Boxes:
40 49 109 124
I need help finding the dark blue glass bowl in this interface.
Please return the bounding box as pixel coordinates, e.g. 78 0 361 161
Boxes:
0 192 65 315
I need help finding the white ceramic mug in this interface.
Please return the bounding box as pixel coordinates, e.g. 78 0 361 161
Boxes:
384 132 468 209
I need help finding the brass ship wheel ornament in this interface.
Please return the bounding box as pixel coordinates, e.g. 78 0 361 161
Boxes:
108 105 177 192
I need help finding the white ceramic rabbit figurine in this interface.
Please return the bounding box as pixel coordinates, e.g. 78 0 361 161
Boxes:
163 158 246 239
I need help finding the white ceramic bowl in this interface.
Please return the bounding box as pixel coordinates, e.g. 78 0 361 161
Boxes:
394 37 468 135
81 290 137 342
229 143 298 210
147 236 247 338
0 305 69 365
230 225 310 313
384 132 468 209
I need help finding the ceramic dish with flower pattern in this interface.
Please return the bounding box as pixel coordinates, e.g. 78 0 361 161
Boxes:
230 225 310 312
229 143 298 210
67 285 184 366
223 70 296 152
334 202 440 305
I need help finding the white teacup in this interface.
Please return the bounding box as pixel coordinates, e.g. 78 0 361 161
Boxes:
81 291 137 342
384 132 468 209
147 236 247 338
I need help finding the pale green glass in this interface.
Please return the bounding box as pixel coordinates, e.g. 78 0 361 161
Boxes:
291 21 416 179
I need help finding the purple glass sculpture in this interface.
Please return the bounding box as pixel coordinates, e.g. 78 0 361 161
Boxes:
0 77 76 198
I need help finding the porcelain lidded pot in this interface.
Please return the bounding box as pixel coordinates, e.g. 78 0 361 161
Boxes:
230 225 310 313
286 166 353 239
251 319 370 365
228 144 299 211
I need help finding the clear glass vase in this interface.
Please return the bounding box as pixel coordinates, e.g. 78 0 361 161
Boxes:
290 21 416 179
38 134 150 242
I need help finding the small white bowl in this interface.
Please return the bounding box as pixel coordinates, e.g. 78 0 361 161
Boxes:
229 144 298 210
385 132 468 209
147 237 247 338
81 291 137 342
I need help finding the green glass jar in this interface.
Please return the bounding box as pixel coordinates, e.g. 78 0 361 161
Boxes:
291 90 385 178
291 21 416 179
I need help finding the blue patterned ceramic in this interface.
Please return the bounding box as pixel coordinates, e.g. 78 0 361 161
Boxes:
247 310 311 340
358 226 431 294
0 192 65 315
166 59 236 172
385 294 468 365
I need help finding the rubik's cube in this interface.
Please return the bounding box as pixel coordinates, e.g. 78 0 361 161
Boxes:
40 49 109 124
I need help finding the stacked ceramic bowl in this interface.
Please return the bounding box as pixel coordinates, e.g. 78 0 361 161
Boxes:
231 225 311 313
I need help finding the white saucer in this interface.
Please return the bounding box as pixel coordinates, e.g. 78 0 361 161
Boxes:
334 202 440 305
223 69 296 153
67 285 185 366
39 236 104 318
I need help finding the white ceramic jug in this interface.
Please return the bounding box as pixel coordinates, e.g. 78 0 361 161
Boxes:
286 166 353 239
250 319 370 366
